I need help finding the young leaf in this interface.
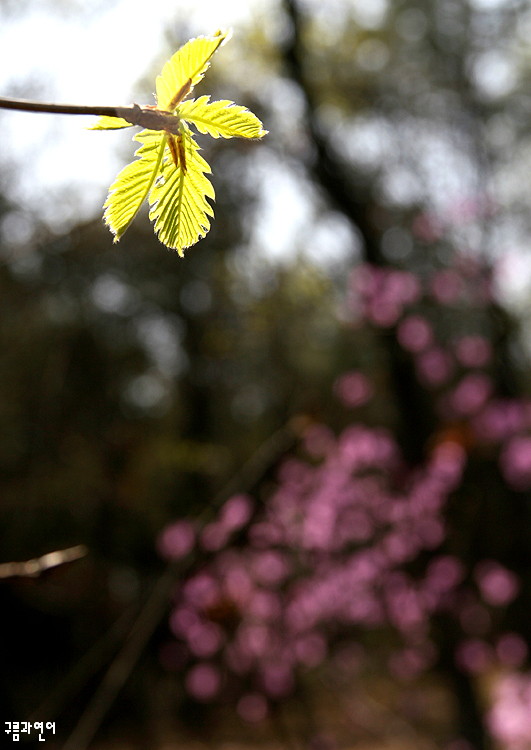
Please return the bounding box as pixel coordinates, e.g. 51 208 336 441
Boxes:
149 126 215 254
178 96 267 139
155 30 230 111
104 130 166 241
100 30 267 254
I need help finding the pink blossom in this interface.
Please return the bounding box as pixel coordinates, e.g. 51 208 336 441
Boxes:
454 335 492 367
337 425 397 469
386 270 421 305
334 371 373 408
169 606 201 638
455 639 493 674
415 518 445 548
200 521 229 551
260 662 294 697
236 623 272 659
185 663 221 700
186 621 224 658
249 521 284 547
277 458 312 487
475 561 519 607
500 435 531 489
349 263 379 299
429 440 467 486
350 265 421 326
219 494 253 531
430 269 464 304
156 520 195 560
424 556 465 593
473 400 528 442
415 347 454 386
223 564 253 606
251 550 290 586
385 580 425 632
450 373 493 416
248 590 282 620
397 315 433 353
382 531 416 564
182 573 219 608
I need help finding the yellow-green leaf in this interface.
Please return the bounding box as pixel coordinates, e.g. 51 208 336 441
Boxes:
156 30 230 111
178 96 268 139
148 127 215 255
98 30 266 253
89 115 133 130
104 130 166 241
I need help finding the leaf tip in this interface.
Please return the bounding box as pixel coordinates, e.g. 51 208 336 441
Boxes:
214 27 233 45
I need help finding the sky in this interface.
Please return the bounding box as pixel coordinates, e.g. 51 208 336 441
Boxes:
0 0 269 234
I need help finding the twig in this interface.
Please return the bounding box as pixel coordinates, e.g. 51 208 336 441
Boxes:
0 96 182 133
0 545 88 579
28 602 140 724
62 564 179 750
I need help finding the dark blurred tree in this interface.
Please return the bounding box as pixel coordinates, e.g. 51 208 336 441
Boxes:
270 2 531 747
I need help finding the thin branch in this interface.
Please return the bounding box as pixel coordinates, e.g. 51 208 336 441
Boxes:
28 602 140 724
0 96 182 133
0 544 88 579
62 564 179 750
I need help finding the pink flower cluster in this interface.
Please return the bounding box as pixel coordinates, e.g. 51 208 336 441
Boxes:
159 425 470 711
158 254 529 734
159 419 523 715
350 260 531 488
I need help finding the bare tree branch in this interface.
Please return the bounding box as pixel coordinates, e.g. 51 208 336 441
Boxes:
0 545 88 579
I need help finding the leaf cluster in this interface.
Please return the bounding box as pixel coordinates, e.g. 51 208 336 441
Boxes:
94 31 267 255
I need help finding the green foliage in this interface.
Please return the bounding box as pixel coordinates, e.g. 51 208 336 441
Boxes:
95 31 267 255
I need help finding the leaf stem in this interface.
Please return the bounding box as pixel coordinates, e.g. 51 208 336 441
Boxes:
0 96 181 133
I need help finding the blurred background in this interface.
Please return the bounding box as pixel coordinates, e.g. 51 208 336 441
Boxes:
2 1 531 748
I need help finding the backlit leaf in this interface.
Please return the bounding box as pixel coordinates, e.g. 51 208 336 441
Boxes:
148 126 215 255
100 30 266 254
156 30 230 111
103 130 166 241
178 96 268 139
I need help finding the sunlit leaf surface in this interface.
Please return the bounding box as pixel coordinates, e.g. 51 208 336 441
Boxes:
100 30 266 254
